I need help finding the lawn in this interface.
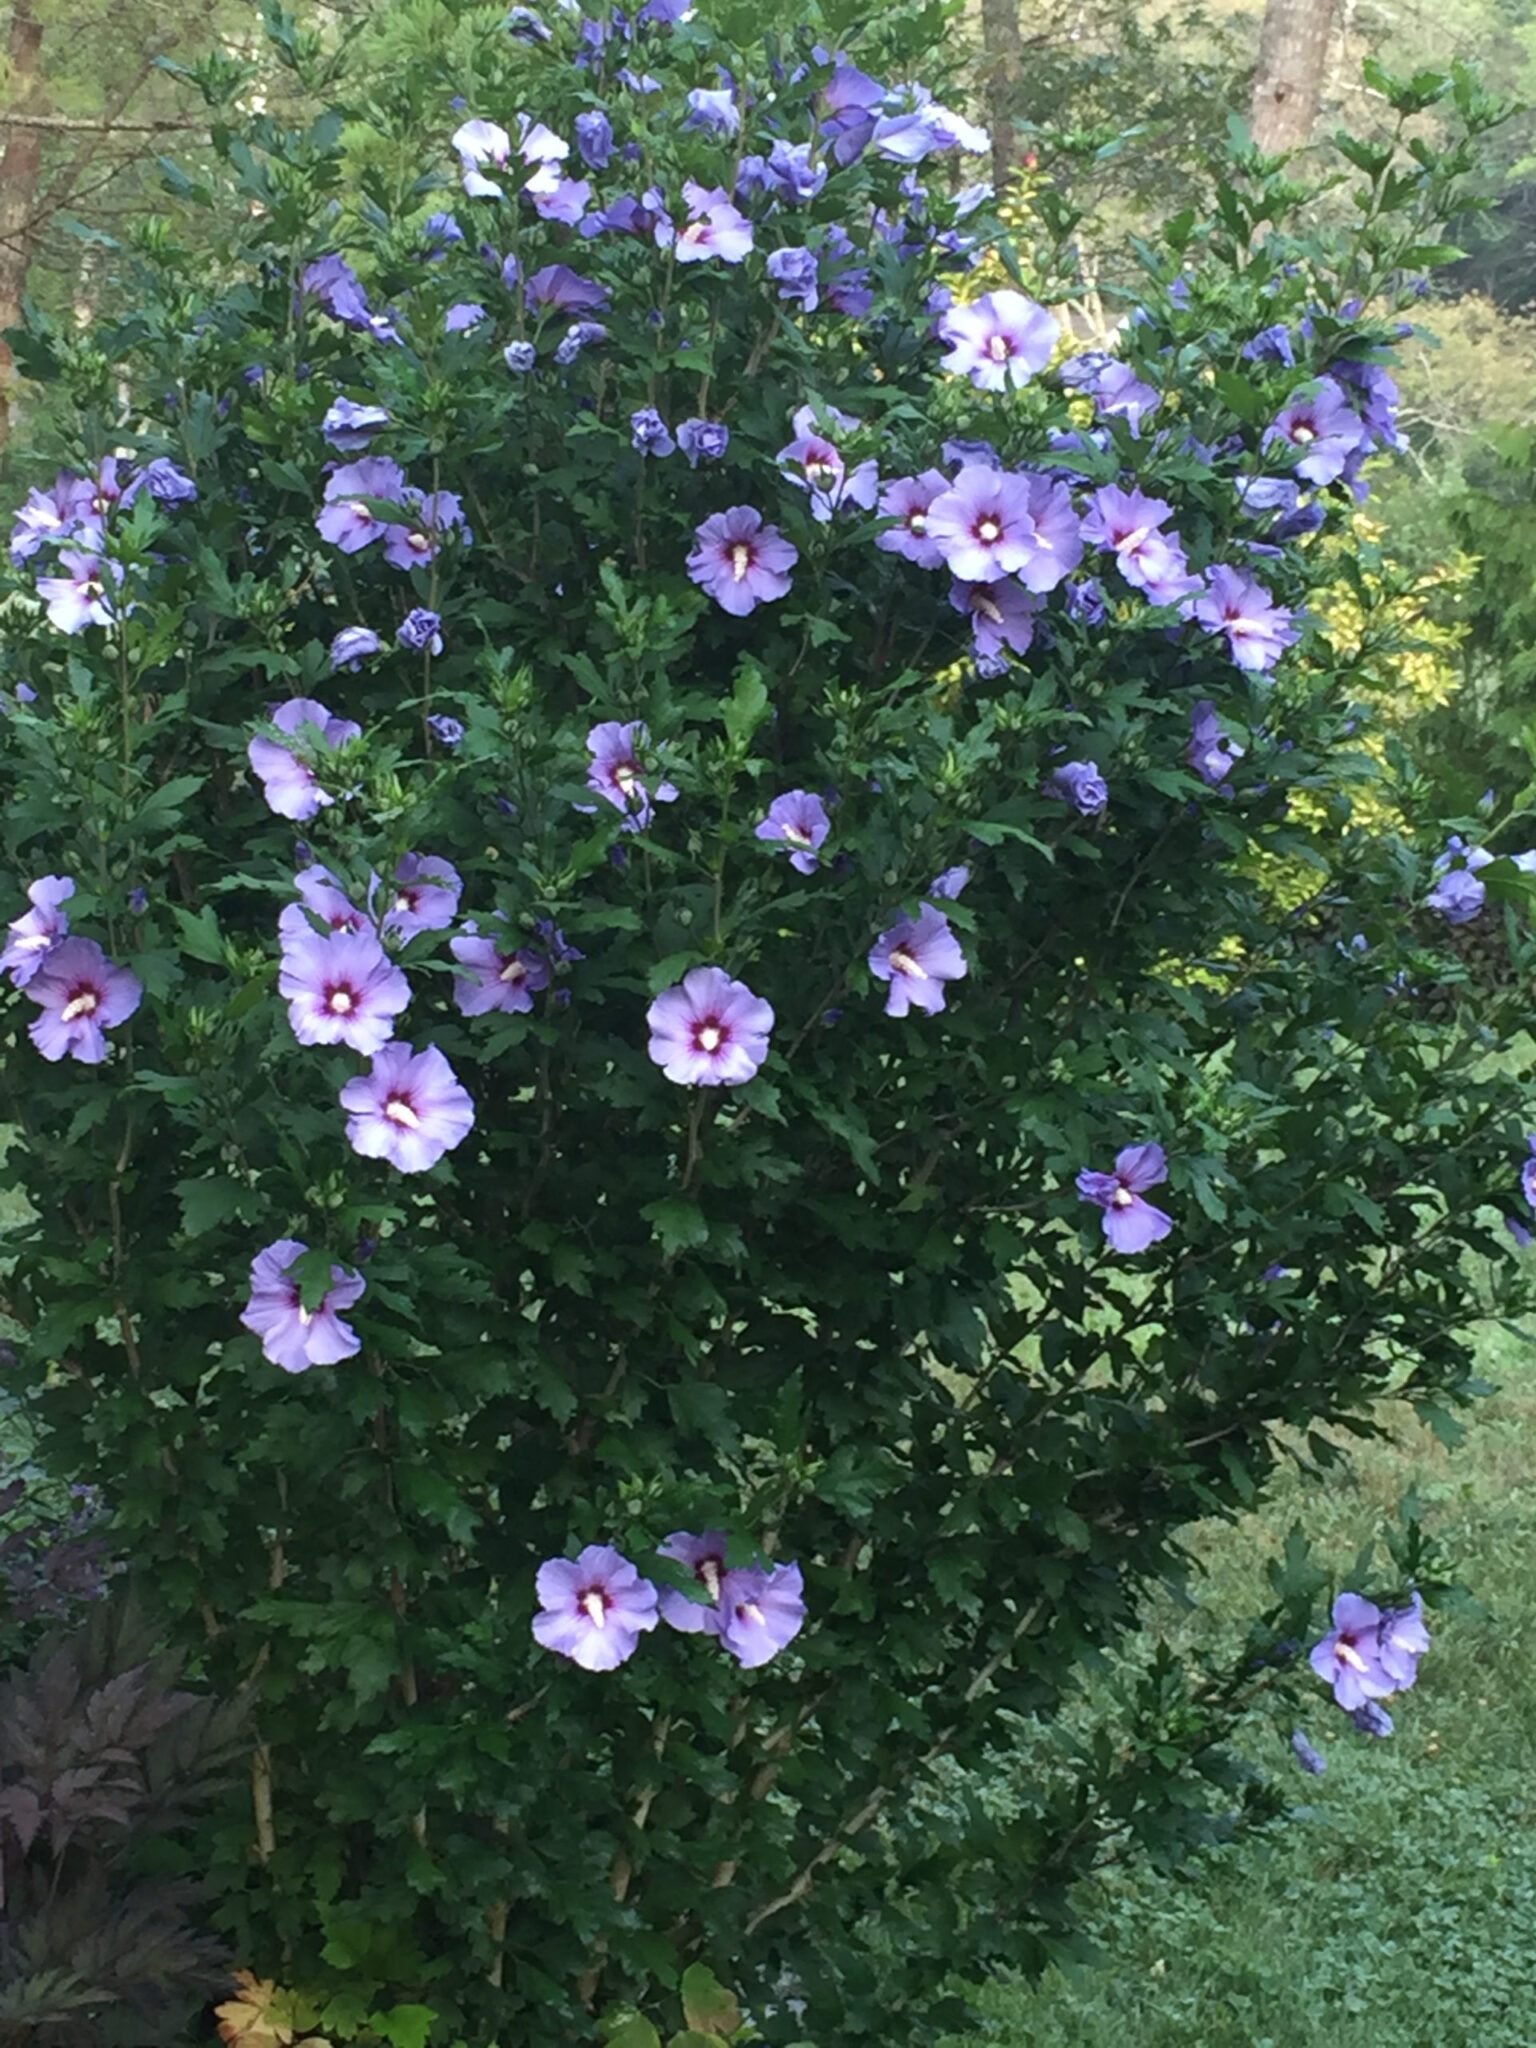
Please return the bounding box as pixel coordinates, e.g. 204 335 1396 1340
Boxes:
958 1318 1536 2048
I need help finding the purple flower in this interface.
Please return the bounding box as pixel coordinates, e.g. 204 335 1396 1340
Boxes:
868 903 968 1018
1263 377 1364 486
302 254 372 326
674 179 754 263
35 551 120 634
685 86 739 137
504 341 537 373
1080 485 1199 603
1425 839 1506 926
422 211 464 252
929 864 970 900
586 720 679 830
383 490 466 573
278 926 409 1055
574 109 613 169
1290 1729 1328 1776
1522 1136 1536 1214
1507 1215 1534 1249
647 966 774 1087
949 578 1039 660
452 117 513 197
23 937 142 1064
1309 1593 1395 1712
329 625 381 672
428 714 464 748
397 608 443 655
755 790 831 873
532 1546 659 1671
1243 322 1297 368
938 290 1059 392
377 853 462 941
2 875 74 986
1376 1592 1431 1690
1350 1700 1395 1738
451 922 552 1014
1187 699 1244 788
445 301 487 334
657 1530 731 1632
766 246 819 311
292 864 367 935
877 470 949 569
525 263 609 314
322 397 391 451
757 139 826 203
239 1238 365 1375
1046 760 1109 815
1191 566 1298 673
717 1563 806 1667
631 407 676 457
687 506 798 615
9 473 95 562
678 418 728 466
776 416 879 524
340 1041 475 1173
1076 1143 1173 1254
247 698 362 822
315 457 409 554
553 321 609 365
121 458 198 507
926 467 1082 590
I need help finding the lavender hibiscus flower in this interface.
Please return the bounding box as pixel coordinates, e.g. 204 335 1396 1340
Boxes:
2 875 74 986
647 967 775 1086
525 263 609 313
321 398 391 451
1191 565 1298 673
279 927 410 1055
673 179 754 263
1076 1143 1174 1254
35 551 121 634
776 406 878 521
377 853 463 941
397 608 443 654
1045 761 1109 815
452 116 514 197
678 418 729 466
1187 700 1244 787
339 1042 476 1173
240 1238 366 1375
657 1533 807 1667
532 1546 659 1671
949 577 1039 659
247 699 362 822
315 457 409 554
329 626 381 671
877 470 950 568
1263 376 1364 485
868 902 968 1018
1376 1592 1431 1689
451 921 552 1015
9 472 96 561
381 489 465 572
1080 484 1200 603
586 720 679 830
938 290 1059 392
1309 1593 1396 1711
24 938 142 1064
292 865 367 935
926 466 1081 590
755 790 831 873
687 506 798 615
657 1530 731 1632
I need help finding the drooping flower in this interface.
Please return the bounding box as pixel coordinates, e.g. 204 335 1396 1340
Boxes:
1263 376 1365 486
574 108 613 169
278 926 410 1055
926 466 1082 589
938 290 1059 392
24 937 142 1064
35 551 121 634
876 470 950 569
2 875 75 986
673 178 754 263
766 246 820 311
525 263 609 314
1045 760 1109 815
929 864 970 900
586 720 679 831
451 921 552 1015
315 458 409 554
301 253 373 326
678 418 729 466
532 1546 660 1671
1309 1593 1396 1712
120 458 198 508
1187 700 1244 788
397 608 443 655
1350 1700 1395 1738
1290 1729 1328 1776
377 853 463 941
1076 1143 1174 1254
717 1562 806 1668
868 903 968 1018
687 506 798 615
1191 564 1298 673
329 626 381 672
553 321 609 365
321 397 391 451
631 408 676 457
239 1238 365 1375
1375 1592 1431 1690
339 1042 476 1173
247 699 362 822
755 790 831 874
949 577 1039 660
647 966 774 1086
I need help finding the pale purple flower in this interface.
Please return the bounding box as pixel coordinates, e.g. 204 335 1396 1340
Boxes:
285 867 363 938
1060 352 1160 435
877 470 949 568
445 301 487 334
1309 1593 1395 1712
428 714 464 747
1046 760 1109 815
1290 1729 1328 1775
776 420 878 524
575 109 613 169
315 458 409 554
1263 377 1364 485
121 458 197 507
302 253 372 325
453 116 514 197
340 1041 475 1173
279 926 410 1054
504 341 537 374
247 699 362 822
525 263 609 314
674 179 754 263
35 551 120 633
647 966 774 1086
657 1530 730 1633
329 626 381 672
378 853 462 940
9 473 95 562
322 398 391 451
2 875 74 986
1376 1592 1431 1690
586 720 679 830
1191 566 1298 673
755 790 831 873
451 922 551 1014
687 506 798 615
1426 839 1496 926
686 86 739 137
1076 1143 1173 1254
631 408 676 457
766 246 819 311
718 1562 805 1668
239 1238 365 1375
926 467 1082 589
938 290 1059 392
397 608 443 654
1080 485 1199 603
24 937 142 1064
380 490 465 573
553 321 608 364
949 577 1039 659
517 118 569 167
532 1546 659 1670
868 903 968 1018
929 865 970 900
678 418 728 466
1187 700 1243 788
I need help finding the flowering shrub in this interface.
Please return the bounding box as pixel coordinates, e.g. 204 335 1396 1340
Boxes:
0 13 1531 2043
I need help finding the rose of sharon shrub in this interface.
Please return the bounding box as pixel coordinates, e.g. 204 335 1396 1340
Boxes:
0 14 1530 2045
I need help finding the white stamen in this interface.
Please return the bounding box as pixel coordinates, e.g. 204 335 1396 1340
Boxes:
977 517 1002 543
782 823 812 846
888 946 927 980
384 1096 421 1129
697 1022 724 1052
296 1305 313 1327
740 1600 766 1628
1110 1187 1135 1208
498 958 527 984
581 1589 607 1626
1117 524 1152 555
985 333 1011 361
407 530 430 553
348 499 370 520
1292 424 1315 443
15 932 51 951
909 512 928 534
729 542 751 582
700 1558 722 1600
615 763 640 796
328 988 354 1014
60 990 99 1022
1337 1640 1367 1672
973 594 1003 625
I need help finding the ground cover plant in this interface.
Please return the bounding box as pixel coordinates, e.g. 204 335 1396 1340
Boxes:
0 3 1533 2042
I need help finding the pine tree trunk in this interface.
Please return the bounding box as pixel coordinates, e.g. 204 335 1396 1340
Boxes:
0 0 46 456
979 0 1025 193
1250 0 1339 154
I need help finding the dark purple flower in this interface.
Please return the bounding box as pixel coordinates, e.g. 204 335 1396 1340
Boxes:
397 608 443 655
1065 577 1109 625
678 418 728 466
1263 377 1365 485
674 179 754 263
302 253 372 325
451 920 552 1014
340 1041 475 1173
631 407 676 457
868 903 968 1018
35 551 120 633
1243 322 1297 368
574 108 613 168
938 290 1058 391
315 457 409 554
586 720 678 830
279 925 409 1054
1191 566 1298 673
533 1546 659 1670
1187 699 1244 788
687 506 798 615
949 577 1039 659
1350 1700 1395 1737
2 875 74 986
766 245 819 311
1309 1593 1395 1711
1076 1143 1173 1254
534 918 584 967
1290 1729 1328 1775
876 470 949 569
1046 760 1109 815
248 698 361 822
329 625 381 672
525 263 609 314
239 1238 365 1375
322 397 391 451
422 211 464 252
755 790 831 873
24 938 142 1064
377 853 462 940
647 966 775 1086
926 466 1082 590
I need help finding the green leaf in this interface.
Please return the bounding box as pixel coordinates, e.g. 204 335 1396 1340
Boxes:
642 1197 709 1256
606 2021 663 2048
174 1176 248 1238
171 904 226 966
373 2003 438 2048
682 1964 742 2035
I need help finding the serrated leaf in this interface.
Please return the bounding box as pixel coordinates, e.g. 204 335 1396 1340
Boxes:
681 1964 742 2036
641 1197 709 1256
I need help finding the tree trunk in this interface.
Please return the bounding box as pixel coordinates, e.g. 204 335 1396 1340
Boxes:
979 0 1026 193
0 0 46 456
1249 0 1339 154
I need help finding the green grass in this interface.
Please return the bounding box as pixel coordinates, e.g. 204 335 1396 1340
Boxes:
960 1321 1536 2048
